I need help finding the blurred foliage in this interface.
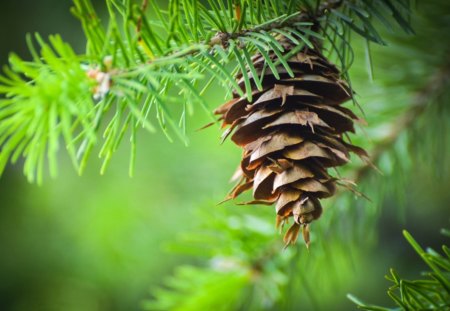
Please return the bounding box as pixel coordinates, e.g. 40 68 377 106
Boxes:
142 205 372 310
0 1 449 311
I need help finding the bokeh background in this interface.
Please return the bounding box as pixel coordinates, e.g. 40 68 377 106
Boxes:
0 1 448 310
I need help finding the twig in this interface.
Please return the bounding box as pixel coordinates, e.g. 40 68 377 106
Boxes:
355 63 450 181
208 0 342 47
136 0 149 41
119 0 344 71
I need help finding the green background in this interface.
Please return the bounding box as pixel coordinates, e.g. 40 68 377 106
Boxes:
0 1 448 310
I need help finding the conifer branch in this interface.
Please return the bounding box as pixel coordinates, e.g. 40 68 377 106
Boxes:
349 229 450 310
0 0 413 182
114 0 344 77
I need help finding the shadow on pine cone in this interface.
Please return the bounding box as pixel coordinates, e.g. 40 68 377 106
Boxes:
215 37 370 248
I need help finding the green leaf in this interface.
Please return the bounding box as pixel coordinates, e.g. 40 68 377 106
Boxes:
254 44 280 80
242 46 263 91
231 43 253 101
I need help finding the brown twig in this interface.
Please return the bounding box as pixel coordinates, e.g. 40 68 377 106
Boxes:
142 0 343 64
355 63 450 181
136 0 149 41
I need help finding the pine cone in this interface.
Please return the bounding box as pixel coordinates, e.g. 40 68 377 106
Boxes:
215 38 368 247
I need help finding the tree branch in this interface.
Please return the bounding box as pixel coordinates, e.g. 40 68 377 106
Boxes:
355 63 450 181
117 0 344 73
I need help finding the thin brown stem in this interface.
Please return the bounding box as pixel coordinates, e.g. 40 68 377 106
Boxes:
136 0 149 41
355 63 450 181
145 0 342 64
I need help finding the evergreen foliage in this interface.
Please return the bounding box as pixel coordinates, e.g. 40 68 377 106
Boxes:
0 0 412 183
0 0 449 310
